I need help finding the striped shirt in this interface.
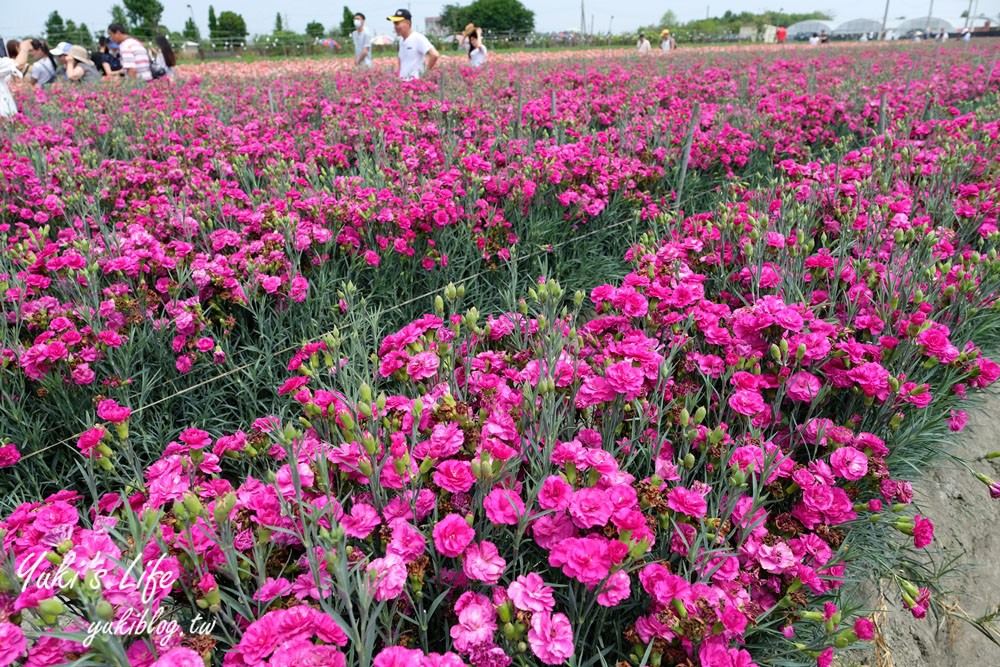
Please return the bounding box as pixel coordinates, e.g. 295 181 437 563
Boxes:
119 37 152 81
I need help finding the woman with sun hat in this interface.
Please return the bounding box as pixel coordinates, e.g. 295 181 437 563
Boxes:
463 23 487 67
660 28 676 52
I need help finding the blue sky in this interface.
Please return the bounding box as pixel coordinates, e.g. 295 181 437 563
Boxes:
0 0 989 40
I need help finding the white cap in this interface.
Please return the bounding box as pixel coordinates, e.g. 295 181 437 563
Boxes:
51 41 72 56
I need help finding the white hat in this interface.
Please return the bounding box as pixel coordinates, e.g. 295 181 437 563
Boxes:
51 41 72 56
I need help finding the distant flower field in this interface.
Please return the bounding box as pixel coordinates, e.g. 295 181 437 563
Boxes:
1 43 999 667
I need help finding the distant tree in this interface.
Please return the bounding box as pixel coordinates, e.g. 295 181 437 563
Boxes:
442 0 534 33
306 21 325 39
441 4 470 32
110 5 131 32
62 19 93 46
659 10 678 27
216 11 247 47
183 17 200 41
123 0 164 37
208 6 218 35
660 9 834 38
340 7 356 37
274 12 283 32
45 11 67 43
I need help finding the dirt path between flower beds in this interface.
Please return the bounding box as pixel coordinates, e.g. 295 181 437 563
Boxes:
852 391 1000 667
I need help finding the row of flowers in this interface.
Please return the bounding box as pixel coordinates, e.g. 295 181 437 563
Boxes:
2 49 998 393
3 148 1000 663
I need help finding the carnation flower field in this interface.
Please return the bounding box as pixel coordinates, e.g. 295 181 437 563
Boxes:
2 44 1000 666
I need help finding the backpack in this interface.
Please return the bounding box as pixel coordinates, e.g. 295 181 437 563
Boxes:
149 53 168 80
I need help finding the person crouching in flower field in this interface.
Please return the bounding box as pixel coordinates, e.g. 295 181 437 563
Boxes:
64 46 102 84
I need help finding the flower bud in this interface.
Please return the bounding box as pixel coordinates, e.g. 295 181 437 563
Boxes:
96 600 115 621
214 492 237 524
693 406 706 424
337 410 355 431
38 598 65 617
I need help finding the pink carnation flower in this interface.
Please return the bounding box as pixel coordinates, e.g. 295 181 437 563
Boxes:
449 592 497 653
846 362 891 401
597 570 631 607
785 371 822 402
728 389 766 416
367 554 408 601
0 622 27 667
537 476 573 511
406 351 440 380
483 488 525 525
433 460 475 493
76 425 106 458
508 573 556 613
947 409 968 432
567 487 614 529
666 486 708 518
758 541 797 573
433 513 475 557
0 443 20 469
829 446 868 481
151 647 204 667
96 399 131 423
463 541 506 584
854 617 876 640
528 612 574 665
913 514 934 549
374 646 424 667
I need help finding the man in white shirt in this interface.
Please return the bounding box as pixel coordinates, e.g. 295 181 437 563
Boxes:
108 23 151 81
353 13 373 67
637 34 651 53
387 9 438 80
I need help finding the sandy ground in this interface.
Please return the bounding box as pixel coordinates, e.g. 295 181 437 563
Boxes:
848 391 1000 667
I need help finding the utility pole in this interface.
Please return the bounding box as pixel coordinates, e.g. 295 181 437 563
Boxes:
880 0 891 40
964 0 974 29
925 0 934 33
581 0 587 36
